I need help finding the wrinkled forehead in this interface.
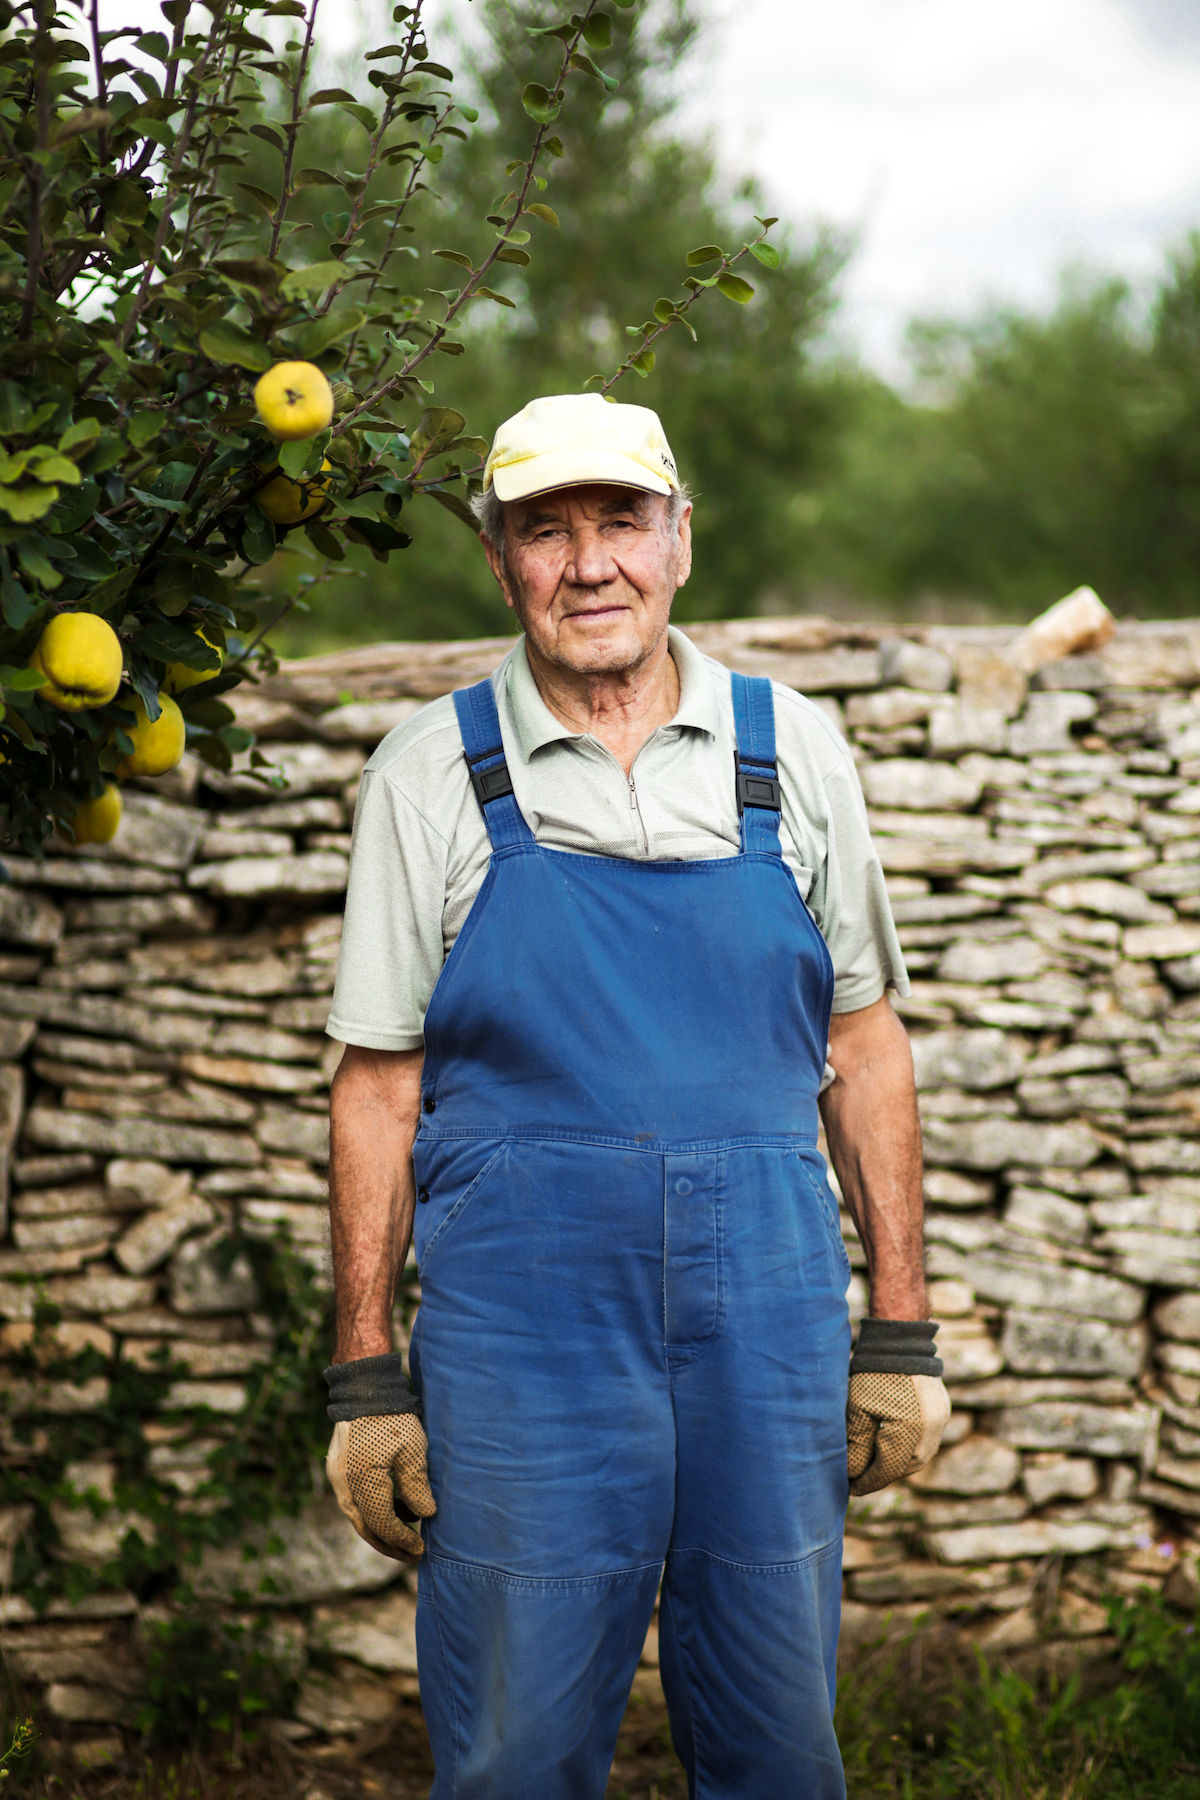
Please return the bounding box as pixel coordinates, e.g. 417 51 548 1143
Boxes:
504 482 664 534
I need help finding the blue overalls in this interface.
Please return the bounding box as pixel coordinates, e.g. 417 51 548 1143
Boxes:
409 671 851 1799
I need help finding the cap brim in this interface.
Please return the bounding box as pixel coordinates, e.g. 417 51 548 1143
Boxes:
490 448 672 502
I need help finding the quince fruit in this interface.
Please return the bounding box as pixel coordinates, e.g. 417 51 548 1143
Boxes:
115 693 185 777
164 627 223 695
65 783 122 845
257 458 333 526
254 361 334 440
32 613 123 711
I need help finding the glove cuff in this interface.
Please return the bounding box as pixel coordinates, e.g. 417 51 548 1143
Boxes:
849 1317 944 1378
323 1351 422 1422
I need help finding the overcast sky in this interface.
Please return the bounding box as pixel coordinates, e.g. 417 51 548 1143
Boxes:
102 0 1200 378
680 0 1200 374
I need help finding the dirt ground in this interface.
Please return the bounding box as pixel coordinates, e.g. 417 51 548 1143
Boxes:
13 1679 687 1799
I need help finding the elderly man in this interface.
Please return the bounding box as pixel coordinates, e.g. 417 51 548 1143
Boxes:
322 393 949 1799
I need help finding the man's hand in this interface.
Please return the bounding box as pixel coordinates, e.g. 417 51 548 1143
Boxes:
845 1319 950 1495
327 1414 437 1562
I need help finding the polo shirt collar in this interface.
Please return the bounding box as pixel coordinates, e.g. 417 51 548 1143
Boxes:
503 624 719 763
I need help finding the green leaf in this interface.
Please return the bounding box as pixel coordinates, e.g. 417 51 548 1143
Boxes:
0 665 47 691
433 249 474 270
152 560 196 616
653 298 675 324
137 620 220 671
338 101 380 133
308 88 356 105
293 168 342 190
278 437 324 478
305 521 345 561
279 261 343 298
0 571 34 630
525 203 560 228
58 419 104 454
287 307 365 359
238 505 277 565
425 485 478 530
582 12 613 49
716 273 755 304
235 183 279 219
568 52 618 91
199 320 273 371
749 241 781 269
755 215 779 228
342 517 413 560
544 135 564 157
629 349 656 377
29 454 81 486
497 229 531 245
521 83 562 125
335 490 390 520
496 246 532 266
470 287 517 309
686 244 723 267
409 406 466 465
0 485 58 523
457 104 479 123
184 698 236 730
128 412 164 449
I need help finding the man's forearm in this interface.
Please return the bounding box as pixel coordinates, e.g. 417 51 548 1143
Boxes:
328 1044 424 1363
819 996 927 1319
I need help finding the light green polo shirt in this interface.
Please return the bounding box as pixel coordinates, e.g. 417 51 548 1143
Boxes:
327 626 909 1052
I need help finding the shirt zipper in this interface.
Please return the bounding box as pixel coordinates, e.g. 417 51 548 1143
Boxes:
627 771 649 855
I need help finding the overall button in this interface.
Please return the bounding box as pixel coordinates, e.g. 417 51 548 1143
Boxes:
674 1177 693 1197
423 1097 437 1114
418 1187 430 1204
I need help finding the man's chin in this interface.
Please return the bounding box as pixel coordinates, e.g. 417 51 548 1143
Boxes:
546 615 647 674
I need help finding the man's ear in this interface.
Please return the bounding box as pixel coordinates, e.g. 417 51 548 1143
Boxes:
674 502 693 590
481 531 516 612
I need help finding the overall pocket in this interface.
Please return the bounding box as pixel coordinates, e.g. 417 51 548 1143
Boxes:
412 1137 508 1273
795 1152 853 1288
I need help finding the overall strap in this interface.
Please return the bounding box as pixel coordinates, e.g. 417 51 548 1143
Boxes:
730 671 783 856
453 680 534 850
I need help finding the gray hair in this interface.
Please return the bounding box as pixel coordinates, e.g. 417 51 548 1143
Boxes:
471 481 692 571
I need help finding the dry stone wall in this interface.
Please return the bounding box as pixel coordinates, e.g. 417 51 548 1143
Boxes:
4 613 1200 1747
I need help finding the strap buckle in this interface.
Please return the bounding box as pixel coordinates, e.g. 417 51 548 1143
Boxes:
735 752 781 815
465 746 514 807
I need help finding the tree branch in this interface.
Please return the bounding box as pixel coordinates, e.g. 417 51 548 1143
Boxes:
267 0 320 262
88 0 109 167
18 0 51 341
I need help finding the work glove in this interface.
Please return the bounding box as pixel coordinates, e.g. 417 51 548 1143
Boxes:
324 1352 436 1562
846 1318 950 1497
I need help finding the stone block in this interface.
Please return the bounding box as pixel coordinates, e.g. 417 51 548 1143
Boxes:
178 1053 325 1094
3 856 175 892
1153 1293 1200 1341
1044 879 1173 924
929 1516 1139 1565
310 1585 418 1674
240 1199 330 1247
1157 1341 1200 1377
63 893 216 935
1129 1138 1200 1175
197 828 295 860
968 1254 1142 1321
1023 1457 1100 1507
44 1683 131 1724
294 1661 398 1735
24 1108 260 1166
995 1401 1154 1460
257 1103 329 1162
1003 1188 1090 1245
206 742 366 799
315 698 427 742
199 1159 327 1199
1125 921 1200 961
44 1269 156 1314
937 1321 1005 1383
860 759 982 812
69 791 205 872
908 1435 1020 1496
927 700 1008 755
921 1117 1099 1171
924 1169 994 1208
1001 1311 1147 1379
876 838 1035 874
164 1379 249 1413
207 1023 324 1064
1008 693 1097 757
188 853 349 900
911 1028 1030 1092
937 937 1049 984
0 886 63 945
50 1460 155 1567
169 1230 260 1315
193 1493 407 1605
1011 588 1115 673
1016 1074 1131 1117
12 1213 121 1251
115 1190 216 1276
220 796 345 832
879 638 953 692
953 649 1028 717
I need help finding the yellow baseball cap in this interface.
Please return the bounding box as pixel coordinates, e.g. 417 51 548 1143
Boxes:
483 392 680 502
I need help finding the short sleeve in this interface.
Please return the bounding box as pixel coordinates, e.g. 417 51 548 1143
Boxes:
326 769 450 1052
811 756 910 1015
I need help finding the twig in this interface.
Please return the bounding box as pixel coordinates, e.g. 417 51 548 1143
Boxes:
332 0 606 437
598 231 775 394
18 0 51 341
267 0 320 261
87 0 108 166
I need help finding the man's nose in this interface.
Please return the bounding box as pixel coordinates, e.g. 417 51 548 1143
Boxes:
565 528 616 585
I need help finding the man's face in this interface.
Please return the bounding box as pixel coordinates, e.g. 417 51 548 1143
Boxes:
482 484 692 675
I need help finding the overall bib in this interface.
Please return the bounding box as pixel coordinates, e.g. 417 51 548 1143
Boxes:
409 671 851 1800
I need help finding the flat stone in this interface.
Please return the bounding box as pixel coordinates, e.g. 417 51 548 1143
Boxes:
908 1435 1020 1496
1002 1310 1147 1378
0 1019 35 1065
115 1191 216 1276
1008 692 1097 757
44 1270 156 1314
888 894 998 926
1163 953 1200 990
967 1253 1143 1320
953 648 1028 717
310 1585 418 1674
106 1160 189 1205
922 1117 1099 1171
193 1492 407 1604
860 760 982 812
196 828 295 860
937 937 1049 984
1017 1074 1131 1117
240 1199 329 1246
876 838 1036 875
1154 1293 1200 1341
315 698 427 742
44 1684 132 1725
188 853 349 900
3 1373 111 1412
294 1661 399 1735
996 1400 1155 1460
2 857 175 893
924 1169 994 1208
850 1562 997 1603
66 792 205 873
1004 1188 1090 1245
1022 847 1157 888
208 1023 324 1064
257 1103 329 1162
12 1213 121 1251
199 1160 327 1199
869 810 991 840
63 893 216 935
927 700 1008 755
178 1054 324 1094
929 1516 1139 1564
1023 1457 1100 1506
189 958 298 998
878 638 953 692
24 1108 260 1165
270 995 333 1032
1138 1477 1200 1517
219 796 345 832
1125 922 1200 961
1159 1342 1200 1377
1129 1138 1200 1175
1099 623 1200 688
0 887 63 946
1044 879 1173 924
164 1379 249 1413
911 1027 1030 1091
169 1229 260 1314
205 742 365 799
1095 1230 1200 1287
